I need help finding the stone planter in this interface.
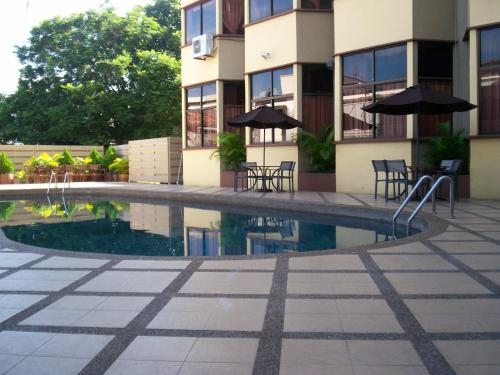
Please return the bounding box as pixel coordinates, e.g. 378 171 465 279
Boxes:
220 170 235 188
298 172 336 192
118 173 129 182
438 174 470 199
0 173 14 184
104 171 114 182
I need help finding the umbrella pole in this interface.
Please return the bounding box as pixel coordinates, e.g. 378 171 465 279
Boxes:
415 115 420 178
262 131 266 191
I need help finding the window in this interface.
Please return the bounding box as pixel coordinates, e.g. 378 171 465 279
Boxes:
186 83 217 147
479 26 500 134
301 0 332 10
223 81 245 132
342 45 407 139
251 66 294 143
185 0 216 44
302 64 333 135
223 0 244 35
418 42 453 137
250 0 292 22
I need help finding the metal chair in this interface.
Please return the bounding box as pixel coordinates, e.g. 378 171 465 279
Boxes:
233 162 258 192
272 161 296 192
384 159 417 201
436 159 463 200
371 160 388 200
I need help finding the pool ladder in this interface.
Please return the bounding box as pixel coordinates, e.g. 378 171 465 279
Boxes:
393 175 455 235
47 171 71 195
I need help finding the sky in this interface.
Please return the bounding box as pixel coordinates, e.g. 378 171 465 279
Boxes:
0 0 153 95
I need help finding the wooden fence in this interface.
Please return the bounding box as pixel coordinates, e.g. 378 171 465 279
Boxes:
0 145 103 172
128 137 182 184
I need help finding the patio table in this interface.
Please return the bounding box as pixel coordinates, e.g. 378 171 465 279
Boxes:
255 165 280 192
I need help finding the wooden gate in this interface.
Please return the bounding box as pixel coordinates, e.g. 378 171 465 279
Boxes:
128 137 182 183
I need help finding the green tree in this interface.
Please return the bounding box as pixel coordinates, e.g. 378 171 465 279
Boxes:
0 2 181 145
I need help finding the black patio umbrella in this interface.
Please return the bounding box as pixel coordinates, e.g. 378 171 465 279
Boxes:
227 106 302 171
362 85 476 171
362 85 476 115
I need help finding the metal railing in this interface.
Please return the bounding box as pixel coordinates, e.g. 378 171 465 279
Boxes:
393 174 455 235
47 171 71 195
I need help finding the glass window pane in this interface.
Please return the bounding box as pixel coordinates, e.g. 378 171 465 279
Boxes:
273 67 293 96
301 0 332 9
480 27 500 66
342 85 373 139
375 82 407 138
186 111 202 147
187 87 202 110
202 83 216 107
250 0 271 21
203 108 217 146
202 0 216 35
252 71 272 99
375 45 406 81
273 97 295 142
185 5 201 43
224 81 245 105
418 79 452 137
223 0 244 35
273 0 293 15
251 100 272 143
343 51 373 85
480 66 500 134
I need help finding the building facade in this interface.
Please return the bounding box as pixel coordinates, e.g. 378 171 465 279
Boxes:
180 0 500 198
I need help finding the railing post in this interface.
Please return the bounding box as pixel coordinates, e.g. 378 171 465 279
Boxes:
449 179 455 219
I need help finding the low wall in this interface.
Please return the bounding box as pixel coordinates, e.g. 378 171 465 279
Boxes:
0 145 103 171
470 137 500 199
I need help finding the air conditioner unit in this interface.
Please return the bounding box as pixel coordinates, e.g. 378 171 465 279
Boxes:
192 34 214 59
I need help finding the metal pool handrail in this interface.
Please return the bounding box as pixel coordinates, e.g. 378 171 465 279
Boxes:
392 175 434 229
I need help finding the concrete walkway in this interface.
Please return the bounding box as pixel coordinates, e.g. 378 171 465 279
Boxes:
0 183 498 375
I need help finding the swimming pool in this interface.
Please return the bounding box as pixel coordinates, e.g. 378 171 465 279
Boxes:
0 197 417 257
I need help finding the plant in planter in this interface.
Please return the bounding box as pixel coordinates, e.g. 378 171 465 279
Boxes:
0 152 15 184
425 122 469 173
23 157 36 183
109 157 129 182
54 149 75 170
0 201 16 221
85 149 103 181
15 170 26 184
296 125 335 172
32 153 58 183
100 146 118 181
210 132 246 170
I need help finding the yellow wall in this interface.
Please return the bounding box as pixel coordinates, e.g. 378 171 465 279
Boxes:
469 0 500 28
336 141 412 194
470 138 500 199
183 148 221 186
181 38 245 87
296 11 334 63
412 0 455 41
334 0 413 54
246 145 299 190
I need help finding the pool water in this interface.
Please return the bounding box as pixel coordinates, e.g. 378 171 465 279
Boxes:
0 198 415 257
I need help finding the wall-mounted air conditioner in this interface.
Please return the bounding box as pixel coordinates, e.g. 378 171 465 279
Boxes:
192 34 214 59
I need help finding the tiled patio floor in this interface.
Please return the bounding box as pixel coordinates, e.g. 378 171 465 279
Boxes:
0 183 499 374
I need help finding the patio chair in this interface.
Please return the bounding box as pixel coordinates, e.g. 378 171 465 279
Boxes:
233 162 258 192
272 161 296 192
384 159 417 201
436 159 463 200
371 160 388 200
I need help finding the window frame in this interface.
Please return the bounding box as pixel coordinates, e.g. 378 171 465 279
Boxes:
250 66 295 144
341 44 407 140
478 25 500 135
249 0 293 23
184 0 216 44
185 82 217 148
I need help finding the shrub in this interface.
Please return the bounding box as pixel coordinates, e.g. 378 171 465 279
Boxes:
15 170 26 183
55 149 75 166
425 122 469 173
33 153 58 169
109 157 129 174
210 132 246 170
0 152 14 174
100 146 118 170
0 202 16 221
85 148 102 165
296 125 335 173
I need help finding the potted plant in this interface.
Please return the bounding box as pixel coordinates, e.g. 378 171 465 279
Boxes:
109 157 129 182
210 132 246 187
85 148 103 181
296 125 336 192
0 201 16 221
23 157 36 183
100 146 118 181
0 152 15 184
32 153 58 183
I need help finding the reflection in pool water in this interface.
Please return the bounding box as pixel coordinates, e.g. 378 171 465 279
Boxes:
0 197 413 257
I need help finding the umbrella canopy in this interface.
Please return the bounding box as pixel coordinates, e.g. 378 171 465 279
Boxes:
227 105 303 129
362 85 476 115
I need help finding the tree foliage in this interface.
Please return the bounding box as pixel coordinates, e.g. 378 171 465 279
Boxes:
0 1 181 145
